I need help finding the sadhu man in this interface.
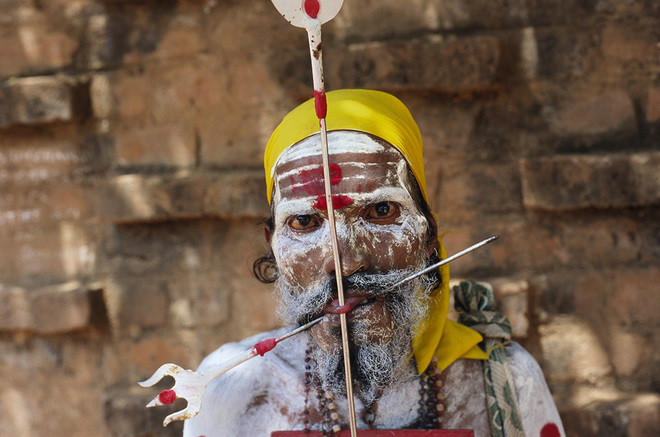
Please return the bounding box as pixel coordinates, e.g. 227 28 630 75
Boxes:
183 90 565 436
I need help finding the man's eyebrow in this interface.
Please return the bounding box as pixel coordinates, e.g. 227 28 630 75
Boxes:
273 198 320 217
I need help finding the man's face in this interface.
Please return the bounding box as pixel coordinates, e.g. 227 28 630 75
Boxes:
268 131 436 401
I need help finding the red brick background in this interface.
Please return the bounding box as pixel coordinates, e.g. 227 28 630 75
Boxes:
1 1 659 436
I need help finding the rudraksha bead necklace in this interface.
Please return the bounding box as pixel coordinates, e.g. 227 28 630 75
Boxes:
303 348 445 434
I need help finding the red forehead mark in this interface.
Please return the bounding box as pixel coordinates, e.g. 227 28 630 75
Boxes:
291 164 342 196
540 423 560 437
289 164 353 210
158 389 177 405
304 0 320 19
313 194 354 211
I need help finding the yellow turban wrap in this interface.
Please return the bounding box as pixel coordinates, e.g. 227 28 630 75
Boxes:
264 89 487 373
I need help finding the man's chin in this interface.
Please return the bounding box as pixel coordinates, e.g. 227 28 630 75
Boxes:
308 296 395 353
310 338 413 405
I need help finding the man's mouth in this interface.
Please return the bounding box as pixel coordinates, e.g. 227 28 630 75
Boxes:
322 294 377 315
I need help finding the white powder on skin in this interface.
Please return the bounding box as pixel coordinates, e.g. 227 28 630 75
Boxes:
270 131 429 290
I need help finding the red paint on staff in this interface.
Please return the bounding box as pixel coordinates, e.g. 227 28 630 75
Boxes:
158 389 177 405
314 90 327 119
304 0 320 19
254 338 277 356
540 423 560 437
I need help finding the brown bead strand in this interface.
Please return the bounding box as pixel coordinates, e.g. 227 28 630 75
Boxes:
417 356 445 429
303 346 313 434
304 347 341 436
304 350 445 432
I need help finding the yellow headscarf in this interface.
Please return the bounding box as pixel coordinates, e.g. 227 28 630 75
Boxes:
264 89 487 373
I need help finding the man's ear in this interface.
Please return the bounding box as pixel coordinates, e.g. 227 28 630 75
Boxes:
264 223 273 244
425 213 439 258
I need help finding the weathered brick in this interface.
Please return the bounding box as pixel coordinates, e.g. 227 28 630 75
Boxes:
100 171 268 223
1 340 112 437
0 11 78 76
168 276 231 329
0 282 101 333
333 0 594 38
410 99 475 159
430 159 522 215
0 222 96 283
542 88 636 137
490 278 529 338
113 123 196 167
560 393 660 437
0 124 100 179
631 152 660 205
205 171 270 219
100 174 203 222
0 182 95 227
80 3 183 71
534 267 660 392
196 60 287 168
0 285 32 331
152 15 205 61
327 36 501 92
231 277 279 335
647 87 660 123
627 394 660 437
104 221 266 334
105 390 184 437
523 211 655 271
109 278 169 331
573 268 660 341
1 76 89 127
30 282 93 334
520 152 660 210
530 27 597 80
601 23 658 63
538 315 613 387
0 32 30 77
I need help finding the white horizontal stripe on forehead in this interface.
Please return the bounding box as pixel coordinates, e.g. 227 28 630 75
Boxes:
271 131 387 180
274 160 400 188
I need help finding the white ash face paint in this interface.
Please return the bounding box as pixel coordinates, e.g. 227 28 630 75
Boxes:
269 131 431 293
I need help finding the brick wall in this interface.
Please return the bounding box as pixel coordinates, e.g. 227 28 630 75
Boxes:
0 1 658 436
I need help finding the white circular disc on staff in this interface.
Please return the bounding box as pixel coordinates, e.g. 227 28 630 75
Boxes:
271 0 344 27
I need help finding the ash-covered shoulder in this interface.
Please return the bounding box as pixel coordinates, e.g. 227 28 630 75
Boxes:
505 342 566 436
183 326 309 436
504 342 547 379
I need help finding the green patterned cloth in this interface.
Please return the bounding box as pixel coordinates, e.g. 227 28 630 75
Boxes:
453 281 525 437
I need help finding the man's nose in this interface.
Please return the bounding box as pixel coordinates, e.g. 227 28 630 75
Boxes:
322 234 369 277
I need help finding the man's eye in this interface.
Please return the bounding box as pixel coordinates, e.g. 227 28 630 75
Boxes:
365 202 399 221
288 214 322 231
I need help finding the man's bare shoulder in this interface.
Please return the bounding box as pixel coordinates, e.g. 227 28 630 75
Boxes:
506 342 566 437
183 326 308 436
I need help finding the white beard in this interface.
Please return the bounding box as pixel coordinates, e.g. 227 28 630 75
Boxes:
275 261 437 404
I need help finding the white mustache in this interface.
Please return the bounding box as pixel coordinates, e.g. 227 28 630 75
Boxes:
276 265 424 326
